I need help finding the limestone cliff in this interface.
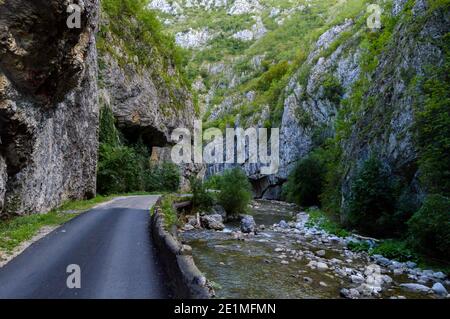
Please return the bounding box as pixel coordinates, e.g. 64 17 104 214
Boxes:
0 0 99 217
97 1 203 188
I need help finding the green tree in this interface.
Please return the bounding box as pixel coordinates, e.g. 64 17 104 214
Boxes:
217 168 252 218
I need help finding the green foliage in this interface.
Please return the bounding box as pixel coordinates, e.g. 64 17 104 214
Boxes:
408 194 450 260
144 163 181 193
347 239 418 262
284 151 327 207
347 241 371 253
306 208 350 238
322 74 344 105
256 61 290 91
190 177 214 213
97 144 143 194
160 195 178 229
346 157 398 237
414 33 450 196
97 106 180 195
99 105 120 146
371 240 418 262
99 0 189 86
216 168 252 217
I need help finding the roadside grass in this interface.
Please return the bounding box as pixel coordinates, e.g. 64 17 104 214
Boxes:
0 192 158 255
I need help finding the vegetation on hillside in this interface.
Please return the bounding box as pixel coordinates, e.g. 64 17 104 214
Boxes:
97 105 181 195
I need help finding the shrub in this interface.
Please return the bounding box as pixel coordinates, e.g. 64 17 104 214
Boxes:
371 240 417 262
408 194 450 260
284 152 326 207
161 195 178 229
97 144 143 195
144 163 181 193
190 177 214 213
217 168 252 217
348 241 371 253
346 157 397 237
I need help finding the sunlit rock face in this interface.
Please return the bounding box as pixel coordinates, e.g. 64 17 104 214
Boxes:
0 0 100 216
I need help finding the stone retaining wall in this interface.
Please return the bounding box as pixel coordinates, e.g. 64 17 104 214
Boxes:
150 198 214 299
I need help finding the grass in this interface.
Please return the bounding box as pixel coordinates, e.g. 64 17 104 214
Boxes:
0 193 156 255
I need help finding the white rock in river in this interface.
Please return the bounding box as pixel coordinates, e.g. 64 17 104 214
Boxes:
317 262 329 272
351 274 365 284
432 283 448 296
315 250 326 257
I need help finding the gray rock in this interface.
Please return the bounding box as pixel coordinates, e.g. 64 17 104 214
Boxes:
201 214 225 231
433 272 447 280
183 224 195 231
316 250 326 257
240 215 257 233
340 288 360 299
317 262 329 272
432 283 448 296
278 220 289 229
211 205 227 218
0 0 99 217
400 283 431 294
351 275 365 284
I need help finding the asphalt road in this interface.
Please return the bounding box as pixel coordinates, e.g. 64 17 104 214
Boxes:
0 195 169 299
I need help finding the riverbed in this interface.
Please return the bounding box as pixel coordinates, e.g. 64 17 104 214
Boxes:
180 200 448 299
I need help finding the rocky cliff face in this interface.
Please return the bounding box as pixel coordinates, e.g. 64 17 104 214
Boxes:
97 3 203 188
279 0 448 209
0 0 99 216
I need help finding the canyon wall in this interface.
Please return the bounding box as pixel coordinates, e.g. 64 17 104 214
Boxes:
0 0 100 217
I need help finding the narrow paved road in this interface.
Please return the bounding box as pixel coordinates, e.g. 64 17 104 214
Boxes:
0 196 169 299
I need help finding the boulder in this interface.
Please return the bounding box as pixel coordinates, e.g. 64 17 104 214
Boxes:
200 214 225 231
400 283 431 294
240 215 257 233
432 283 448 296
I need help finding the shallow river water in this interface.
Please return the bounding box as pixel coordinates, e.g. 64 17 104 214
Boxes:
180 200 447 299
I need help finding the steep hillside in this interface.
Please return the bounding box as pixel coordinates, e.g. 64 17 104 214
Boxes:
150 0 448 196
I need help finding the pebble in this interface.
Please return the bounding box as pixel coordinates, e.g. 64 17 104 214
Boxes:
316 250 326 257
317 262 329 272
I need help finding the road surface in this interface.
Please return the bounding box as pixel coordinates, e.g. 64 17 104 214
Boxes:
0 195 169 299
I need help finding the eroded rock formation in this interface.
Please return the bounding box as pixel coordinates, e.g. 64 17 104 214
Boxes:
0 0 99 216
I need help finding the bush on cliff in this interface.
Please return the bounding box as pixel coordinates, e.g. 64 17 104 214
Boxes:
408 194 450 261
216 168 252 218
